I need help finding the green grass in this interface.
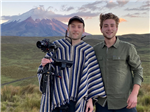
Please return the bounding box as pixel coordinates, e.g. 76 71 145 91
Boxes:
1 35 150 85
1 84 150 112
137 84 150 112
1 85 41 112
1 34 150 111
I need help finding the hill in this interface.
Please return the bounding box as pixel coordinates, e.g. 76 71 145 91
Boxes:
1 7 90 37
1 34 150 112
1 33 150 86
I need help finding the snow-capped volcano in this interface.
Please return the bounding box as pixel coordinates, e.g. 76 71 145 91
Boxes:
5 7 56 23
2 7 90 37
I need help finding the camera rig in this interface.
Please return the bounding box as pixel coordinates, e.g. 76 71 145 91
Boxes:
36 39 73 109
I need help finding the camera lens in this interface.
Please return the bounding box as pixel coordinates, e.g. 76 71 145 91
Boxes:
36 41 42 48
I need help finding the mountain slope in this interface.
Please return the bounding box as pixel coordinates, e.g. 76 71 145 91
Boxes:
1 7 90 37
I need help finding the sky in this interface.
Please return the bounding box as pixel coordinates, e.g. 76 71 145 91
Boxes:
0 0 150 35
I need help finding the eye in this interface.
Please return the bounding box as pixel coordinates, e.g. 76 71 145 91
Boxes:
71 25 75 28
78 26 81 28
104 25 108 28
111 24 115 27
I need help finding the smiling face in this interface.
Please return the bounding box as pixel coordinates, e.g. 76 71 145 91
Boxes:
101 19 118 40
67 20 84 41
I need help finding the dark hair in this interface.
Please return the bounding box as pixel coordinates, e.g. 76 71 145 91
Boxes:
100 13 119 29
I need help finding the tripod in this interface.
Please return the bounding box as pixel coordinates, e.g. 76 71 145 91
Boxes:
37 39 73 110
38 52 73 110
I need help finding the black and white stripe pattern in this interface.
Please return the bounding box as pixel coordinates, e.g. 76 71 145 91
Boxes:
37 38 106 112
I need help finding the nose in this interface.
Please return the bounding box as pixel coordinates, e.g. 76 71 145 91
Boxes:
74 26 78 31
107 26 111 30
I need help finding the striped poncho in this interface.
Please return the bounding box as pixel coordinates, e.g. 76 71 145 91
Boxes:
37 38 106 112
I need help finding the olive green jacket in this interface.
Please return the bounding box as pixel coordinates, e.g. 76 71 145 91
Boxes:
94 37 143 109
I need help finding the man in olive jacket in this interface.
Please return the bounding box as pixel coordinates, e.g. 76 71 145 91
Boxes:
94 13 143 112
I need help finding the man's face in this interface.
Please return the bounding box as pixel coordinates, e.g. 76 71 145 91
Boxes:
101 19 118 39
68 20 84 40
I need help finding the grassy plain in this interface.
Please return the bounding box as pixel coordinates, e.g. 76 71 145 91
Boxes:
1 34 150 112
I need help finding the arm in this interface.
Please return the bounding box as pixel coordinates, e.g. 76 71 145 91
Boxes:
127 45 143 109
126 84 140 109
85 98 93 112
128 44 143 86
37 53 53 92
41 58 52 67
85 48 106 112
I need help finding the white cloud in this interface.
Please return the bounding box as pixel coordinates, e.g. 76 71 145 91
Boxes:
1 6 99 23
123 13 140 17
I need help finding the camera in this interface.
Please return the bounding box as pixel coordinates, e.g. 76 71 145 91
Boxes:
36 39 58 53
36 38 73 69
36 38 73 108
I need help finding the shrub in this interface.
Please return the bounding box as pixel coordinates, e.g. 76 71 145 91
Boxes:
1 84 41 112
141 95 150 106
136 105 145 112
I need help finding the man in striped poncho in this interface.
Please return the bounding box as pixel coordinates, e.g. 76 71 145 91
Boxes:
37 16 106 112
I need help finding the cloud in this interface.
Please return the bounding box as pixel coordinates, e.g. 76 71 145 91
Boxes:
77 0 129 11
0 15 18 20
57 11 99 22
104 0 129 9
145 0 150 4
119 18 127 23
78 1 104 11
66 7 74 11
123 13 140 18
2 7 99 23
61 5 75 12
125 7 149 11
3 1 147 23
141 12 147 14
61 5 67 11
117 0 129 6
1 16 12 20
46 6 54 11
105 1 118 9
142 4 150 7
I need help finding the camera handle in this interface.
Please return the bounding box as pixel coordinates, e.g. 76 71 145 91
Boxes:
38 61 61 110
38 55 66 110
36 39 73 110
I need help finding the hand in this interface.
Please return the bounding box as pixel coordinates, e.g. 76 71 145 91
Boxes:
85 98 93 112
41 58 52 67
127 84 140 109
126 92 137 109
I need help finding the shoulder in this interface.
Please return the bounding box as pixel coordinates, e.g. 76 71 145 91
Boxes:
82 41 93 48
94 42 103 47
119 40 135 48
77 41 94 50
54 38 64 43
53 38 69 46
80 41 96 55
118 39 138 54
93 42 103 50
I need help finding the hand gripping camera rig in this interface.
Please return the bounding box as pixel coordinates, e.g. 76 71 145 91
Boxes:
36 39 73 109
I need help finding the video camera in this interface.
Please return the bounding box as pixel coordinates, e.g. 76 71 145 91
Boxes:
36 39 73 109
36 39 73 69
36 39 58 53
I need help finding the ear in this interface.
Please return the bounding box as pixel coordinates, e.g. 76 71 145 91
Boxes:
116 27 118 32
99 24 102 33
100 27 102 33
83 28 85 33
67 27 69 32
